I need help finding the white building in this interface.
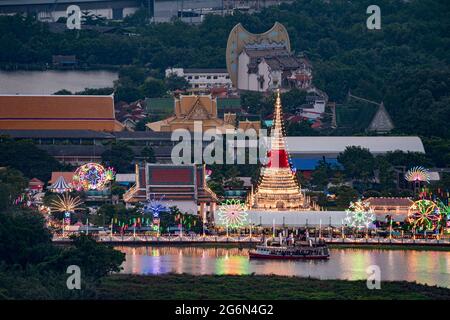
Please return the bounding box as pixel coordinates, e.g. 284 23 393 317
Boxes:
284 136 425 157
261 136 426 172
0 0 140 22
237 45 312 92
165 68 232 92
214 210 348 227
300 99 326 120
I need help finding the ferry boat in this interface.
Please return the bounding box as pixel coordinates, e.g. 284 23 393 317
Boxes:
249 236 330 260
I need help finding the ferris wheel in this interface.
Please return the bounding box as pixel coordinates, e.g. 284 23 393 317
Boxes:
407 199 441 231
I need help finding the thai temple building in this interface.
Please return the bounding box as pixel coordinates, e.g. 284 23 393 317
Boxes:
0 95 124 132
248 91 318 211
123 163 218 219
226 22 313 92
147 94 260 133
147 94 237 133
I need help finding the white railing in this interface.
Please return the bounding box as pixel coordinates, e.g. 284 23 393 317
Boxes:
52 235 450 245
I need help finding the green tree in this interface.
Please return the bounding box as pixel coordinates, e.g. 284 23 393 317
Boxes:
311 161 332 190
0 168 28 211
0 138 62 181
338 146 375 183
375 155 396 191
140 146 156 163
102 143 135 172
134 117 151 131
118 65 148 85
0 209 54 266
281 88 307 113
165 74 189 91
48 235 125 280
384 150 434 168
115 86 142 103
53 89 72 95
329 186 358 209
139 79 167 98
286 121 316 136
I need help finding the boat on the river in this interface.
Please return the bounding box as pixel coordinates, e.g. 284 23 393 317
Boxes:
249 236 330 260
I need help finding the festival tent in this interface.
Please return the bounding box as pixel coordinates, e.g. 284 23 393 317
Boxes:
48 175 72 193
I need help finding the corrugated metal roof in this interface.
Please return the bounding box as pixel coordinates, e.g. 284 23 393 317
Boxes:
281 136 425 154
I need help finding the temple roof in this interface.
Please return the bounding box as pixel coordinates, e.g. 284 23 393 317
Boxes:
0 95 124 132
0 129 115 139
147 95 235 133
364 197 413 207
49 172 75 185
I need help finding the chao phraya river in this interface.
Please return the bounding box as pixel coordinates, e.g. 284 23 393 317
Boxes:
116 246 450 288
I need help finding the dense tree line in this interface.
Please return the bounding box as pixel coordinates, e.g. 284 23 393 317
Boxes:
0 171 125 299
0 138 64 181
0 0 449 140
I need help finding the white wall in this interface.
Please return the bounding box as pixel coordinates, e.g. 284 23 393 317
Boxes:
185 72 231 89
257 60 270 92
214 210 348 227
237 52 250 90
170 200 199 215
38 7 138 22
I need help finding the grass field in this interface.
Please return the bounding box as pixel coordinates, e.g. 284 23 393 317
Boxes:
97 274 450 300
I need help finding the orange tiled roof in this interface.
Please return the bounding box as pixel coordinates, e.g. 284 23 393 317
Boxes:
0 95 124 132
49 172 75 185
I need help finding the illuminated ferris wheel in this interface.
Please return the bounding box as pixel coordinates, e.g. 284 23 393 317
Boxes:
407 199 441 231
72 163 115 191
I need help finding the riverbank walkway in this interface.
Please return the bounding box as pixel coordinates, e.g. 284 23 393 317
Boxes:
53 235 450 246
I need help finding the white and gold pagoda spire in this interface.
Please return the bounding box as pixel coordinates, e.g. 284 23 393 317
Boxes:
249 90 310 211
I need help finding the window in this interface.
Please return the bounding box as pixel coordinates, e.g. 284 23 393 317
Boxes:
188 76 192 79
207 76 211 79
213 76 218 79
194 76 199 79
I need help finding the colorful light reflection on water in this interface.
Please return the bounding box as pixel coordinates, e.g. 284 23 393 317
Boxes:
116 246 450 288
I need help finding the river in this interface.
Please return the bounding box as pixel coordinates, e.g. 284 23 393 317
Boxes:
116 246 450 288
0 70 118 94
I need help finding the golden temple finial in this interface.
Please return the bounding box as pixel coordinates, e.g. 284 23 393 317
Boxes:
276 88 281 103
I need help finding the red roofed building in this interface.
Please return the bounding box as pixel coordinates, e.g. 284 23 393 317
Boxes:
115 99 147 130
363 197 414 221
124 163 218 220
28 178 44 192
0 95 124 132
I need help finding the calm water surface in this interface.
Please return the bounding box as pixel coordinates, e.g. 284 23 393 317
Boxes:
0 70 118 94
116 246 450 288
